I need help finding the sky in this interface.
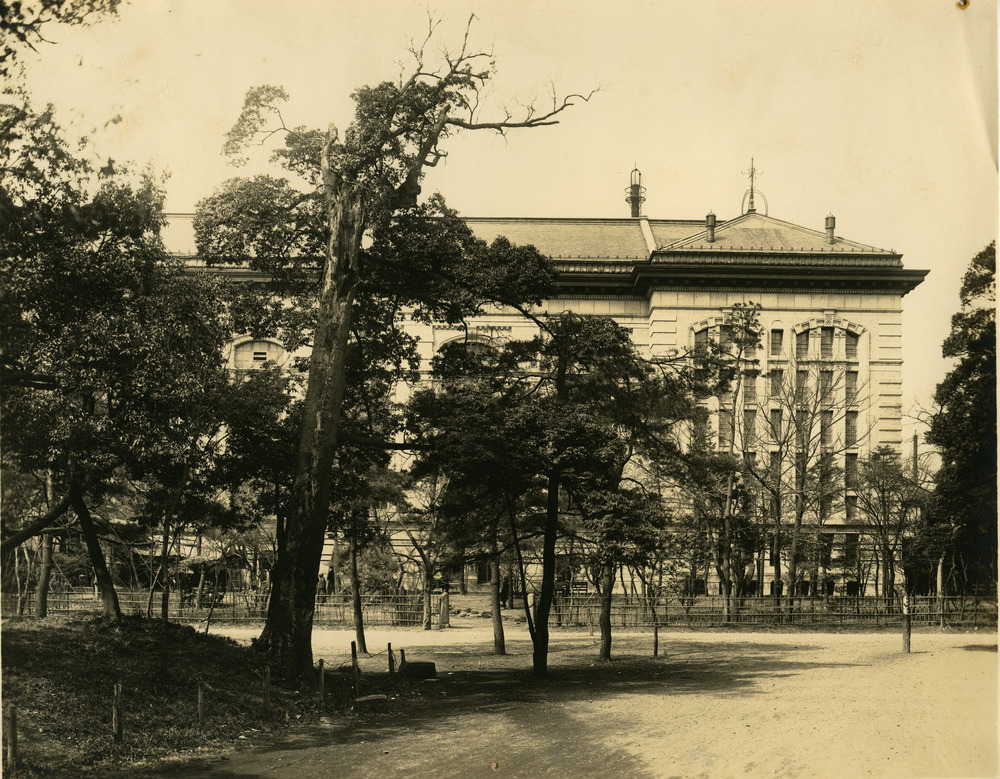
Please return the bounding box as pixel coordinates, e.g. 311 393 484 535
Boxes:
17 0 999 437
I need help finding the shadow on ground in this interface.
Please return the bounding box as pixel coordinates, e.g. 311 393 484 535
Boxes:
150 638 863 776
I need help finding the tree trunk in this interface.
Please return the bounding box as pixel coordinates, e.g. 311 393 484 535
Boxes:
253 184 365 677
423 559 434 630
598 562 614 661
37 473 57 618
159 515 171 622
772 498 782 617
488 544 505 656
937 555 945 628
350 535 367 654
532 470 561 677
70 487 121 622
36 533 53 618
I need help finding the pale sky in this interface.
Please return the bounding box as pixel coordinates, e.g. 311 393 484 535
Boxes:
17 0 999 437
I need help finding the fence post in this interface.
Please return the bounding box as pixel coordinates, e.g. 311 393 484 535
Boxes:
112 683 122 744
439 591 450 628
902 594 911 653
5 704 17 775
318 659 325 704
351 641 359 697
388 643 395 677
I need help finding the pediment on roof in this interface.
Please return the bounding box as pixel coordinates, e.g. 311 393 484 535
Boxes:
657 212 896 256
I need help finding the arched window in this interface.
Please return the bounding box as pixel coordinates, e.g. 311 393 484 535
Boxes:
233 339 284 370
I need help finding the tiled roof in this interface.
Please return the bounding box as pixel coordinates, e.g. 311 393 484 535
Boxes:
464 217 650 259
659 212 895 255
647 220 708 248
162 211 899 266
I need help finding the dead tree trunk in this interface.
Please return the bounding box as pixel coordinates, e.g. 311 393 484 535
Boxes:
253 183 365 677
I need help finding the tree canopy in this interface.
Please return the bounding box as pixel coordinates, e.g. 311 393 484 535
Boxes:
927 242 996 592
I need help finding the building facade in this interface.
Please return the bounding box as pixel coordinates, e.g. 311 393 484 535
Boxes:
168 175 927 597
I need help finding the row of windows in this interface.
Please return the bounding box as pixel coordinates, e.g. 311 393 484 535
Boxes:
719 409 860 448
769 326 859 360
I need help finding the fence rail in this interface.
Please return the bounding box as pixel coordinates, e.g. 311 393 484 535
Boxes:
2 591 995 629
1 591 435 627
549 594 997 628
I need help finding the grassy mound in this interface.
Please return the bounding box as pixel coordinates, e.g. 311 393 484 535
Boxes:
1 615 350 776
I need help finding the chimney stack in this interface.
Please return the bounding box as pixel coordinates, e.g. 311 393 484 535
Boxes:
706 212 717 242
825 214 836 244
625 167 646 217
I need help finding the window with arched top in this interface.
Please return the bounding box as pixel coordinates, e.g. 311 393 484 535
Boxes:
791 319 865 362
233 339 284 369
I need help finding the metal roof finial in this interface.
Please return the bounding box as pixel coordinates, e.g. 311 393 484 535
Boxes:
741 158 767 215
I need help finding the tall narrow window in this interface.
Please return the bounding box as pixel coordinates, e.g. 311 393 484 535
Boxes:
719 410 733 450
821 410 833 447
694 329 709 351
770 369 783 398
770 328 784 357
769 451 782 485
743 409 756 445
820 370 834 402
845 452 858 488
769 409 783 440
745 342 757 361
845 371 858 405
821 327 834 358
845 332 859 360
845 411 858 446
796 330 809 359
843 532 859 564
719 325 733 349
744 375 757 403
845 495 858 521
796 370 808 403
796 410 809 450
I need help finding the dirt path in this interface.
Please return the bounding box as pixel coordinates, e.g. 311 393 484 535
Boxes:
154 625 997 778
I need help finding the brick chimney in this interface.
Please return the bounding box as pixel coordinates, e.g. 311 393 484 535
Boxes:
825 214 836 244
706 212 717 243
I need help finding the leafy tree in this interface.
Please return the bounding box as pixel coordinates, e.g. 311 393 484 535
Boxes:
927 242 996 593
1 0 120 79
1 93 290 626
205 17 589 675
409 314 700 672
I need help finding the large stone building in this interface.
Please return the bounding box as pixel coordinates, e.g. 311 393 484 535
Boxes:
167 171 927 597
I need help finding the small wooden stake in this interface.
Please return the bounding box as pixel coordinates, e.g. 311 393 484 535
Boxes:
388 643 395 677
198 681 204 729
351 641 359 696
263 666 271 709
112 683 122 744
318 659 325 704
902 594 911 654
6 704 17 774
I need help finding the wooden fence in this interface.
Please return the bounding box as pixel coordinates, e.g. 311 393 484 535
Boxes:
3 590 995 629
549 594 997 628
1 590 433 627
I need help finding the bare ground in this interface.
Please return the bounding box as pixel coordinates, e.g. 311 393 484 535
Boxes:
152 619 998 779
